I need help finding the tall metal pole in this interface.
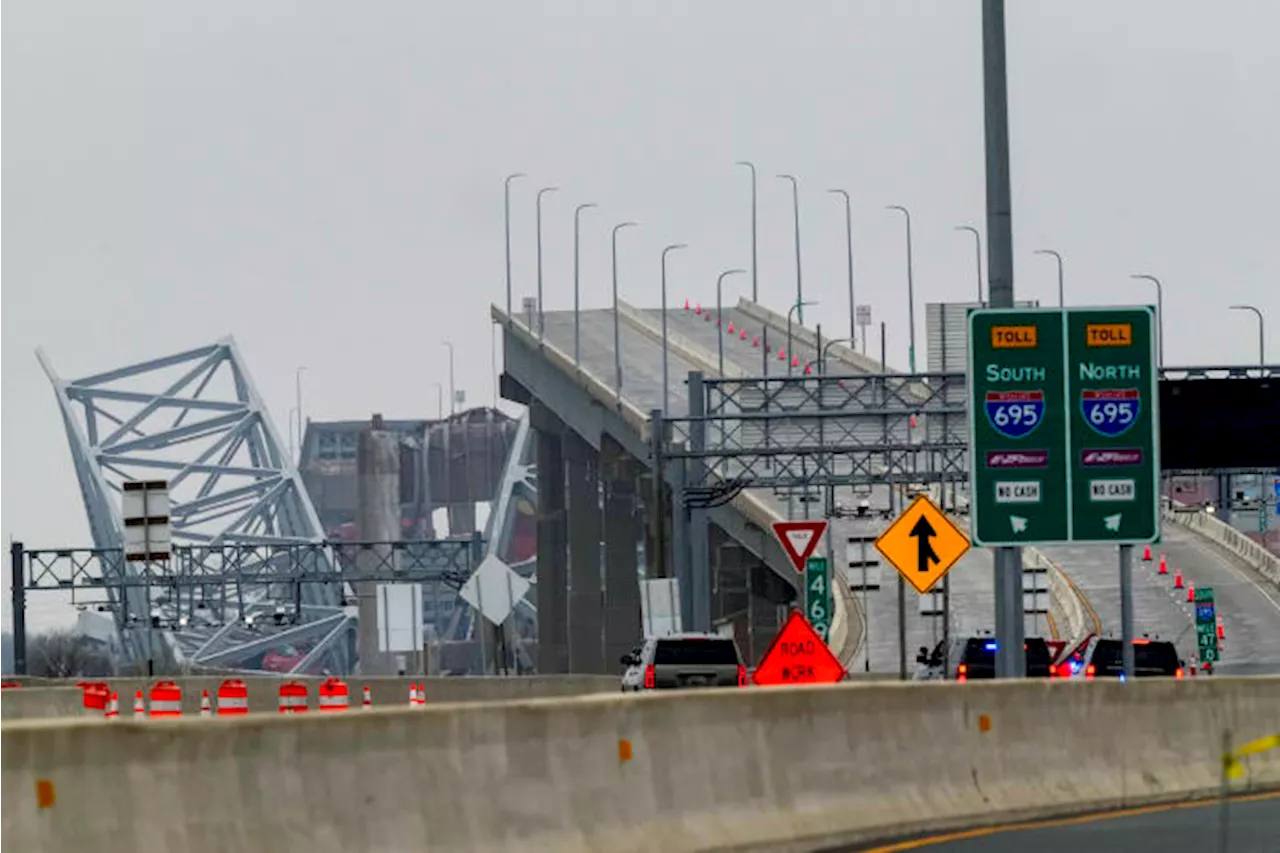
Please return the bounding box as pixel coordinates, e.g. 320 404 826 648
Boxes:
1229 305 1265 365
1130 274 1164 366
829 189 856 343
661 243 688 411
886 205 916 372
442 341 456 415
982 0 1025 679
716 269 747 378
1034 249 1065 306
735 161 759 303
611 221 638 395
955 225 984 303
503 172 526 319
1120 544 1135 679
10 541 25 674
294 366 307 463
778 174 804 324
535 186 559 338
573 202 597 367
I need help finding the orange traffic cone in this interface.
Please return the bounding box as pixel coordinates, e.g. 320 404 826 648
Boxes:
1142 544 1152 561
803 364 812 375
1186 583 1195 603
200 690 212 717
1158 555 1168 575
694 304 701 315
777 349 786 361
683 299 690 311
727 322 735 334
752 336 759 348
1173 568 1183 588
791 355 800 368
133 689 146 718
739 329 748 340
704 312 711 322
1217 616 1225 640
362 686 373 710
104 691 119 720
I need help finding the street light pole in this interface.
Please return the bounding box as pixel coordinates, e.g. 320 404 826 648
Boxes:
661 243 688 412
886 205 916 372
573 202 598 367
735 161 759 303
778 174 804 324
442 341 456 415
1034 249 1065 307
1229 304 1266 365
828 189 856 344
954 225 983 303
786 299 818 376
821 337 855 374
1130 274 1165 366
535 186 559 338
294 366 307 464
716 269 748 379
503 173 526 318
611 221 639 395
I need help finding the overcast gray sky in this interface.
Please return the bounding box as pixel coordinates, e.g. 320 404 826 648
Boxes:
4 1 1277 628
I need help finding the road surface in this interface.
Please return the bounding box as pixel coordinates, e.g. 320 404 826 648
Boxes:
846 792 1280 852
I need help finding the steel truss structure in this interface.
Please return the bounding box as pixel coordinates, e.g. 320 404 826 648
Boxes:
37 338 348 671
8 539 479 676
661 365 1279 494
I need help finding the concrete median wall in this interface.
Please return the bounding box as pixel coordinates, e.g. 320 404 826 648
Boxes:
5 678 1279 853
0 674 620 720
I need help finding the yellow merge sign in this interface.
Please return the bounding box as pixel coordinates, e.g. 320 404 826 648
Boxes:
874 494 971 594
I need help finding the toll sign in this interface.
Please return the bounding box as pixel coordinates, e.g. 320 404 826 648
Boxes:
752 610 846 686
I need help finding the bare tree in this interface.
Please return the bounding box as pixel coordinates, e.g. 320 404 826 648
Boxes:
26 631 115 678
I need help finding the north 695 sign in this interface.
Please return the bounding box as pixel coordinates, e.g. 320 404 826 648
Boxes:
968 306 1159 547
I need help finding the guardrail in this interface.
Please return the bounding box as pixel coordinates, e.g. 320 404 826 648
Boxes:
1164 505 1280 588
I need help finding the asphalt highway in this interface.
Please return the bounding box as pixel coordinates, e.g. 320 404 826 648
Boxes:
843 792 1280 852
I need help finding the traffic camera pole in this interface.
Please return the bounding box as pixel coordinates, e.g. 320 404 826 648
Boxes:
983 0 1026 678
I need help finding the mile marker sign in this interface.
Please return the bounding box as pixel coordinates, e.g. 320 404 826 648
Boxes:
752 609 847 686
772 520 828 572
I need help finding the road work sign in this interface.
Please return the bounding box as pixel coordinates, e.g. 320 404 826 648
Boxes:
752 610 845 686
874 494 971 594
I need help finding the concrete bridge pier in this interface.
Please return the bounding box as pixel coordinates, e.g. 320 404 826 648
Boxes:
532 402 570 674
602 439 642 669
565 432 604 674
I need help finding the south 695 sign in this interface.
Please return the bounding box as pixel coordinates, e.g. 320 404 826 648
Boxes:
985 390 1045 439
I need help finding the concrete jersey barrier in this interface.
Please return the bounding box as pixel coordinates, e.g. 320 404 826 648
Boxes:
1164 504 1280 587
4 678 1278 852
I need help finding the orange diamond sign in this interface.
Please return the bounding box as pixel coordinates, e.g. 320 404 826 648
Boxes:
874 494 970 594
752 610 846 686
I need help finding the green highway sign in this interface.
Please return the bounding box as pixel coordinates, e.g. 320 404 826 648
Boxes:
804 556 832 642
968 306 1160 546
1194 587 1219 664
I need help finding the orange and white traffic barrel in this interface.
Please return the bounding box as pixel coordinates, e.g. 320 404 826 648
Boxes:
317 677 349 712
216 679 249 716
104 691 119 720
149 680 183 718
79 681 110 714
277 680 309 714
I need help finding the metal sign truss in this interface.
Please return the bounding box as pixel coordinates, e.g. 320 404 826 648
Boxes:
659 365 1276 494
663 371 968 493
10 538 480 676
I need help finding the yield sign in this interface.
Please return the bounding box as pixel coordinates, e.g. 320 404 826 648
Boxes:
875 494 971 594
752 609 846 686
772 520 828 572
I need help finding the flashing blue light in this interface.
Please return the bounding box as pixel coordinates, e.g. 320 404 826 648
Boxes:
984 642 998 651
1119 673 1127 683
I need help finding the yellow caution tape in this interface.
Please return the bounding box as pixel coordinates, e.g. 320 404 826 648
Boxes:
1223 733 1280 780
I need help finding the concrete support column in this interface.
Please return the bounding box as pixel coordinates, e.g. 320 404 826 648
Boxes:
602 439 642 668
356 424 401 675
565 432 604 674
532 404 569 674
